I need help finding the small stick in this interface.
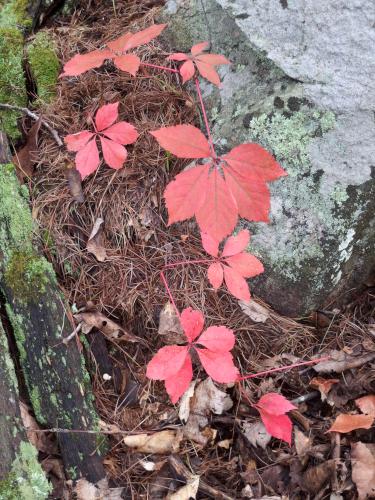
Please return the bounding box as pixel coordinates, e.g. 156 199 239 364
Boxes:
0 103 63 147
63 322 82 345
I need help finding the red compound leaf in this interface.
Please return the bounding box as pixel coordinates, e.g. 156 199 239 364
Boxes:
64 102 138 179
146 308 238 402
168 41 230 86
253 393 297 445
61 24 166 77
151 125 286 241
202 230 264 301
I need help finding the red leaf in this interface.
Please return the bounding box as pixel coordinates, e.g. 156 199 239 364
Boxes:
168 52 189 61
180 60 195 83
164 164 209 225
102 122 139 144
222 229 250 257
64 131 95 152
61 49 113 76
201 232 219 257
196 348 239 383
258 410 293 445
113 53 141 76
195 167 238 241
196 53 230 66
328 413 374 433
106 32 133 52
225 253 264 278
191 41 210 55
207 262 223 289
95 102 119 132
165 356 193 403
223 265 251 301
76 139 100 179
197 326 235 352
146 345 188 380
255 393 297 415
180 307 204 342
195 60 221 86
100 137 127 169
122 24 167 52
151 125 211 159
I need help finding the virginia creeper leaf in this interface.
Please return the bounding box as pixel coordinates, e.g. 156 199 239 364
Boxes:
180 307 204 342
197 326 235 352
146 345 188 380
165 356 193 404
201 232 219 257
75 139 100 178
95 102 119 131
196 348 239 383
113 54 141 76
222 229 250 257
258 410 293 445
207 262 223 289
100 137 128 169
64 131 95 152
223 265 251 301
180 60 195 83
256 393 297 415
61 49 112 77
151 125 211 159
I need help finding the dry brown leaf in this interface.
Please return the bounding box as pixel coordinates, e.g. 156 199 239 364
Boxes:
328 413 374 433
183 378 233 445
294 427 312 459
351 442 375 499
302 459 335 494
74 310 139 342
12 118 42 181
238 299 270 323
66 167 84 203
19 402 57 454
87 218 107 262
242 421 271 449
158 302 185 344
74 478 123 499
355 394 375 416
309 377 339 401
179 380 197 423
123 429 182 454
169 476 200 500
313 350 375 374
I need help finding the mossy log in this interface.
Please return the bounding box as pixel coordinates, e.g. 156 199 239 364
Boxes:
0 319 51 498
0 132 105 483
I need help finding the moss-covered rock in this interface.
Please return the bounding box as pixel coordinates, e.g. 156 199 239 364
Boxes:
27 32 60 103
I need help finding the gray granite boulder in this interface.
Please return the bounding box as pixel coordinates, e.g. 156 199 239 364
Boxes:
161 0 375 316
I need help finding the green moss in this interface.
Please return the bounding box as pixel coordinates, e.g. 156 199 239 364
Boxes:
247 110 336 176
27 32 60 103
4 250 54 301
0 28 27 138
0 324 19 391
0 0 31 29
0 442 51 499
29 387 46 425
4 306 27 362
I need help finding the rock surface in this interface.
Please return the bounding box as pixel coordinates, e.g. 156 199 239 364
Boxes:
161 0 375 316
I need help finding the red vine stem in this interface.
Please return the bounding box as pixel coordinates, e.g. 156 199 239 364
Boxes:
141 62 179 73
237 356 331 381
195 77 216 157
160 271 180 318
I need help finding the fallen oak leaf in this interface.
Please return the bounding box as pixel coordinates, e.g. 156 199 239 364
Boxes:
328 413 374 433
202 229 264 301
168 41 230 86
86 217 107 262
355 394 375 416
65 102 138 179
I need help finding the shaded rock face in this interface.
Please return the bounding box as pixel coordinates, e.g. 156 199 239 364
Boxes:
162 0 375 316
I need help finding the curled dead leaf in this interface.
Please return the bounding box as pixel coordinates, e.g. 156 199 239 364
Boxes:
328 413 374 433
87 218 107 262
12 118 42 181
74 478 123 499
74 310 139 342
158 302 185 344
242 420 271 449
123 429 183 454
302 459 336 494
313 350 375 374
169 476 200 500
294 427 312 460
66 167 85 203
351 442 375 499
309 377 339 401
19 401 57 454
355 394 375 416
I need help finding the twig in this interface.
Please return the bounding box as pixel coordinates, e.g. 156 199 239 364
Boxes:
160 270 180 318
63 322 82 345
0 103 63 147
141 61 179 74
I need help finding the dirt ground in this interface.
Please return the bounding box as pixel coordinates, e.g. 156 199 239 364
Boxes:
14 0 375 497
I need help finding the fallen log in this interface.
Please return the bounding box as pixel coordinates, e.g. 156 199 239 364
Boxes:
0 131 105 483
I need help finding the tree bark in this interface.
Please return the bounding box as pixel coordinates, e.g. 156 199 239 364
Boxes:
0 132 105 483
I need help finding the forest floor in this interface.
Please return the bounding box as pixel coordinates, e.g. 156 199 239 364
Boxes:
12 0 375 498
